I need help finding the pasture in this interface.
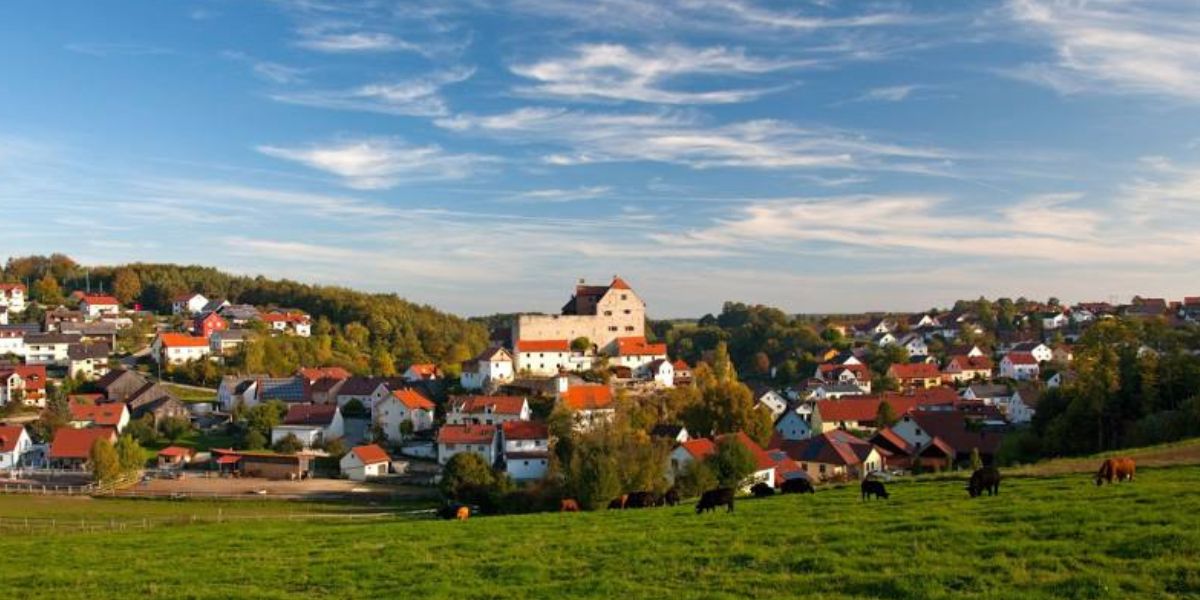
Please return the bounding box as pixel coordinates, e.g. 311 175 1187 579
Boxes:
0 464 1197 598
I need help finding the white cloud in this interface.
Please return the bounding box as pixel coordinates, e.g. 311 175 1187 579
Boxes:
269 68 473 116
503 186 612 203
221 51 307 84
512 43 804 104
850 84 921 103
256 137 495 189
295 29 427 54
1008 0 1200 100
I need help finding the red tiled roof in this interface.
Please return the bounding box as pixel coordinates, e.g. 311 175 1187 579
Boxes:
679 438 716 461
437 424 497 445
406 363 439 377
158 446 193 458
452 395 526 415
0 425 27 453
615 337 667 356
82 294 120 306
297 367 352 382
2 366 47 391
815 388 959 425
1005 352 1039 365
501 420 548 440
391 388 435 411
778 430 875 467
283 403 339 426
888 363 942 379
516 339 570 352
68 401 127 427
609 276 631 290
818 363 871 379
216 454 242 465
49 427 116 460
158 333 209 348
718 432 775 471
561 385 613 411
945 355 994 371
350 444 390 465
672 360 690 371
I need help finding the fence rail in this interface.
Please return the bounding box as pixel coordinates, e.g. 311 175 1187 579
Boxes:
0 509 434 534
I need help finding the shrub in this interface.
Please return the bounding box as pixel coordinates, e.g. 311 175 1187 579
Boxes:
273 433 304 454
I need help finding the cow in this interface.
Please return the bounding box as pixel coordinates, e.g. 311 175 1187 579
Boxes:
607 494 628 510
1096 457 1136 486
663 488 681 507
560 499 580 512
780 478 815 495
967 467 1001 498
455 506 470 521
751 482 775 498
861 479 889 501
625 491 658 508
696 487 735 514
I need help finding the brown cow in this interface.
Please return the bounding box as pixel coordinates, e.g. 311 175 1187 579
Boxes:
1096 457 1136 486
560 499 580 512
455 506 470 520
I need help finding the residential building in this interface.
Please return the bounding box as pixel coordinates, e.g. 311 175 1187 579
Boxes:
0 365 47 407
774 408 813 442
514 339 574 376
272 404 344 448
644 358 675 387
941 355 994 384
192 312 228 338
68 400 130 432
460 346 515 391
1010 342 1053 363
24 333 81 366
67 342 111 380
340 444 390 481
172 293 209 315
501 420 550 481
436 424 499 466
559 384 615 430
0 283 27 313
0 425 33 469
48 427 117 469
447 395 530 426
403 363 440 382
152 333 211 365
1000 352 1040 381
776 430 883 482
157 446 194 470
376 388 436 441
669 432 776 490
613 336 668 374
209 329 250 354
887 363 943 390
79 294 120 318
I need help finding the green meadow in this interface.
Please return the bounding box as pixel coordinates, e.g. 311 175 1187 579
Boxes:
0 462 1197 599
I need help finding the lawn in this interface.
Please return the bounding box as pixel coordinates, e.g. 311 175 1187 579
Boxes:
0 465 1197 598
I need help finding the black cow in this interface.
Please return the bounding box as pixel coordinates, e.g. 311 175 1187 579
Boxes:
780 478 815 495
751 482 775 498
696 487 735 514
625 491 658 508
967 467 1001 498
607 494 628 510
861 479 889 501
663 488 680 507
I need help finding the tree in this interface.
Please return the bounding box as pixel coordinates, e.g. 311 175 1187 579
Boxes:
89 438 120 484
705 437 757 488
246 400 286 438
273 433 303 454
675 459 718 499
321 437 348 458
31 274 63 305
125 414 159 445
341 398 368 418
570 337 592 353
440 452 498 502
242 429 267 450
115 434 145 473
112 269 142 305
158 416 191 442
875 401 899 428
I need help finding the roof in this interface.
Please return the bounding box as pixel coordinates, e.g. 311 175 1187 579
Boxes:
0 283 26 293
967 384 1011 399
452 395 526 415
25 333 82 345
946 355 994 370
904 411 1003 455
888 363 942 379
68 401 127 426
282 403 339 426
68 342 111 361
336 376 387 396
174 292 206 302
561 385 614 411
49 427 116 459
719 432 776 471
678 438 716 461
158 333 209 348
391 388 435 411
615 337 667 356
158 446 193 458
671 359 690 371
516 339 570 353
81 294 119 306
650 424 686 439
350 444 390 465
405 363 439 378
437 424 497 445
815 388 960 424
0 425 27 453
501 420 549 440
1005 352 1039 366
777 430 875 467
0 365 47 391
473 346 512 362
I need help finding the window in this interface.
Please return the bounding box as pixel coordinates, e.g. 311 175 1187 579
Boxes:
604 311 612 316
609 326 617 332
625 326 634 331
623 309 631 314
621 294 627 300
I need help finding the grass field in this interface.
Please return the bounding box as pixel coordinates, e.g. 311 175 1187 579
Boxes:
0 462 1198 598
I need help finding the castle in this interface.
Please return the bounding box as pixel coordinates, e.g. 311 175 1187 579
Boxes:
513 276 645 354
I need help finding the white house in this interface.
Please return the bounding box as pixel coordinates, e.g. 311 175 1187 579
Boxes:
152 333 211 365
1041 312 1069 330
774 408 812 442
446 395 530 426
753 388 789 419
669 433 776 490
272 404 344 448
79 294 121 319
68 400 130 433
614 337 668 374
501 420 550 481
340 444 390 481
172 293 209 315
436 424 499 466
333 378 391 412
1000 352 1040 381
23 333 80 366
1006 387 1040 424
0 425 33 469
0 284 27 314
514 339 573 376
896 333 928 357
460 346 515 391
644 358 675 387
559 384 615 431
872 331 898 347
1010 342 1053 363
376 388 436 442
67 343 111 380
0 330 25 357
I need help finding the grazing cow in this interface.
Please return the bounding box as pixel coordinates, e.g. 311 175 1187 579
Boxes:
1096 457 1136 486
607 494 629 510
560 499 580 512
967 467 1001 498
625 491 658 508
861 479 889 501
751 482 775 498
695 487 735 514
780 478 815 495
455 506 470 521
663 488 680 507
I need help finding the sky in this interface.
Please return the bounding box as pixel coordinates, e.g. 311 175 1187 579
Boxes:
1 0 1200 318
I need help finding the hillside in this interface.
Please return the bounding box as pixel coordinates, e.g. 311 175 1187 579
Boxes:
0 464 1197 598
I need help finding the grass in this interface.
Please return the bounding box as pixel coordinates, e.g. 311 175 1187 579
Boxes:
0 464 1198 598
160 383 217 402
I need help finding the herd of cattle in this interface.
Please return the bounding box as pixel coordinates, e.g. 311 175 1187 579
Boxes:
442 457 1137 520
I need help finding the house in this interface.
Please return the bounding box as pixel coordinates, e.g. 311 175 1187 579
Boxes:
774 408 812 442
1007 384 1042 424
1051 345 1074 364
895 333 928 357
272 403 344 448
219 304 260 325
0 425 33 469
776 430 884 482
0 365 48 407
152 332 211 365
447 395 530 426
403 363 441 382
669 432 776 489
1046 370 1076 389
0 329 24 357
340 444 390 481
501 420 551 481
644 358 675 387
513 339 573 376
436 424 499 466
172 293 209 315
23 333 81 366
59 321 119 347
460 346 515 391
872 331 898 347
68 399 130 432
332 377 392 411
297 366 352 384
1040 312 1069 330
376 388 436 441
613 336 668 373
805 381 869 401
753 386 789 418
961 383 1013 407
1000 352 1040 381
48 426 117 469
157 446 194 470
881 410 1003 468
258 312 312 337
810 387 961 434
191 312 228 338
560 384 615 429
79 294 120 318
0 283 27 313
209 329 250 354
514 276 646 355
1010 342 1053 363
67 342 111 380
887 363 943 390
857 317 895 336
941 355 993 384
815 362 872 391
650 424 690 444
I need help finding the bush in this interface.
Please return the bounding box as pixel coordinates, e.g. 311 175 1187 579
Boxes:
126 414 159 446
441 452 510 513
115 435 145 473
341 399 367 418
89 438 120 484
705 437 757 488
273 433 303 454
321 437 348 458
242 429 267 450
675 460 718 499
158 416 191 442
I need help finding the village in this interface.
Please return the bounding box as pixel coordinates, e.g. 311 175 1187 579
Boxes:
1 272 1197 509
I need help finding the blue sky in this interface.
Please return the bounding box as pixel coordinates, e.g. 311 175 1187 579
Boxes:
2 0 1199 317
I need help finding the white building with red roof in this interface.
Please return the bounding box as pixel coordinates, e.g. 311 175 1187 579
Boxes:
79 294 120 318
402 363 441 382
460 346 515 390
376 388 436 440
0 283 27 313
669 432 777 490
501 420 550 481
48 426 117 469
513 338 577 376
0 425 32 469
513 276 646 357
1000 352 1040 381
172 293 209 316
0 365 48 408
340 444 390 481
68 399 130 433
447 395 530 426
612 336 668 374
152 332 211 365
559 384 615 430
436 424 499 466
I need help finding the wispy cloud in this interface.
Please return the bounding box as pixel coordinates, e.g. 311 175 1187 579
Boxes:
848 84 922 103
221 51 307 84
269 67 473 116
256 137 496 189
295 28 427 54
1007 0 1200 100
512 43 804 104
503 186 612 203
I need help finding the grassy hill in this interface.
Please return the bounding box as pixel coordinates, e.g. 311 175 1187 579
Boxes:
1 462 1198 598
